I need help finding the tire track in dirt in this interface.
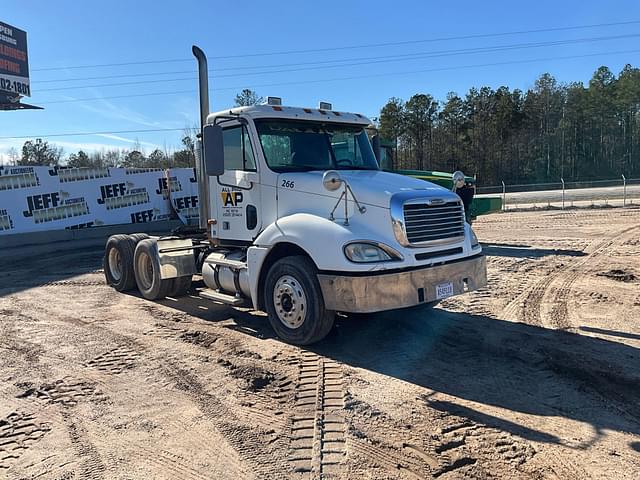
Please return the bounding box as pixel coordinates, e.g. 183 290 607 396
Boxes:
349 439 433 479
62 410 107 480
0 411 52 471
121 318 294 478
17 378 103 407
5 378 107 478
77 366 249 480
157 356 284 479
501 224 640 328
143 320 298 413
345 397 539 479
288 352 347 479
88 421 216 480
547 224 640 329
3 291 258 479
86 345 142 374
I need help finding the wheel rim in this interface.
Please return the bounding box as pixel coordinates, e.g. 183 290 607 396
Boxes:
108 248 122 282
273 275 307 329
137 251 154 290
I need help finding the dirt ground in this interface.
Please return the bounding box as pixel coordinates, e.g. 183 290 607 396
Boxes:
1 207 639 479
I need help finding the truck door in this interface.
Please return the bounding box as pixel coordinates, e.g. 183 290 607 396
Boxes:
213 123 261 242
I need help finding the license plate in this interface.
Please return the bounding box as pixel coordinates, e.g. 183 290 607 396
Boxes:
436 282 454 300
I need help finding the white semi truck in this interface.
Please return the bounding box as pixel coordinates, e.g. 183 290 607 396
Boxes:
103 46 487 345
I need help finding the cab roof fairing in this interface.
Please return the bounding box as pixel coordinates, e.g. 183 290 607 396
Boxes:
206 105 372 127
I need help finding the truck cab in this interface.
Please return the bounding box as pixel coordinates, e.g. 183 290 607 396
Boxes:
103 47 487 345
201 102 486 343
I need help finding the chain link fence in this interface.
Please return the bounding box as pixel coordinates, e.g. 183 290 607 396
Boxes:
476 176 640 210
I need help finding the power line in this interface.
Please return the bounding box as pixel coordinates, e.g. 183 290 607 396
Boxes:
34 33 640 93
31 19 640 72
0 128 184 141
41 90 196 105
33 32 640 85
1 42 635 141
31 48 640 108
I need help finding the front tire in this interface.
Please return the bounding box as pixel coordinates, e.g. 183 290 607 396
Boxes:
104 235 137 291
264 256 334 345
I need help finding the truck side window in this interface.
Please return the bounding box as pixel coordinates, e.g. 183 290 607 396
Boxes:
223 126 256 171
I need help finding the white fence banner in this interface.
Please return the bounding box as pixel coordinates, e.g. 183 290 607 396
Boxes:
166 168 200 226
0 166 200 235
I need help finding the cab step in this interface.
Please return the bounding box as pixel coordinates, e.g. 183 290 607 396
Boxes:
199 288 247 306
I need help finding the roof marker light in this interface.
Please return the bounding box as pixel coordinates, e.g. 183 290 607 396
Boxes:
318 101 332 110
267 96 282 106
303 108 312 113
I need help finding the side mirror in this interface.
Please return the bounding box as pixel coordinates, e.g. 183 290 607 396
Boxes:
371 134 381 165
322 170 343 191
202 124 224 176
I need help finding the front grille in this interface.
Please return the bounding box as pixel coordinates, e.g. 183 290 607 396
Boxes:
403 201 465 244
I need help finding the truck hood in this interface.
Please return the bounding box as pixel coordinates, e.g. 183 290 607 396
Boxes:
281 169 457 208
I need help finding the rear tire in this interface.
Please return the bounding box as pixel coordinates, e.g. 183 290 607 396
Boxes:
133 239 172 300
264 256 334 345
130 233 150 244
168 276 192 297
104 234 137 291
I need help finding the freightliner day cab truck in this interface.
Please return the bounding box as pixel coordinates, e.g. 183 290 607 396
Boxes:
103 46 488 345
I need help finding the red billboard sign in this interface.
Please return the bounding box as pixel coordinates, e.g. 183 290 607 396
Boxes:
0 21 30 98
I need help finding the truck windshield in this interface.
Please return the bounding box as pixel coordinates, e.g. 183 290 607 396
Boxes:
255 120 379 173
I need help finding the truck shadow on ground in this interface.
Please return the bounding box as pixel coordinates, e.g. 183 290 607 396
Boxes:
0 247 104 297
157 290 640 450
314 308 640 449
481 242 587 258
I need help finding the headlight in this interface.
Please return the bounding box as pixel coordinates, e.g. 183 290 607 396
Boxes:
470 229 480 249
344 242 403 263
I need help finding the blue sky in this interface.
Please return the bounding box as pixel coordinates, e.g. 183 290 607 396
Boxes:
2 0 640 162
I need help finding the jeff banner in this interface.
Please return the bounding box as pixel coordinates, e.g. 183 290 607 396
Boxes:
0 166 199 235
0 21 30 98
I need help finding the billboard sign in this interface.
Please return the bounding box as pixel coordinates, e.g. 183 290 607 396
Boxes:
0 21 30 98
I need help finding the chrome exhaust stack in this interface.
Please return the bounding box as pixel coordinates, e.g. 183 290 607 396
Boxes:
192 45 211 231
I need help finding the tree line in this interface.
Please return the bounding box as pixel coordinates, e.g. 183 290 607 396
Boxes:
4 91 261 170
379 64 640 185
7 132 198 170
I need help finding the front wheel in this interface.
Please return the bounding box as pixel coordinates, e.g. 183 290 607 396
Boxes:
264 256 334 345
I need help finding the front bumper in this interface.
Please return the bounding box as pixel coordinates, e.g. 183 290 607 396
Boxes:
318 254 487 313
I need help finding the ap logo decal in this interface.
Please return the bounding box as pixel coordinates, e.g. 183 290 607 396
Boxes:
220 190 243 207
